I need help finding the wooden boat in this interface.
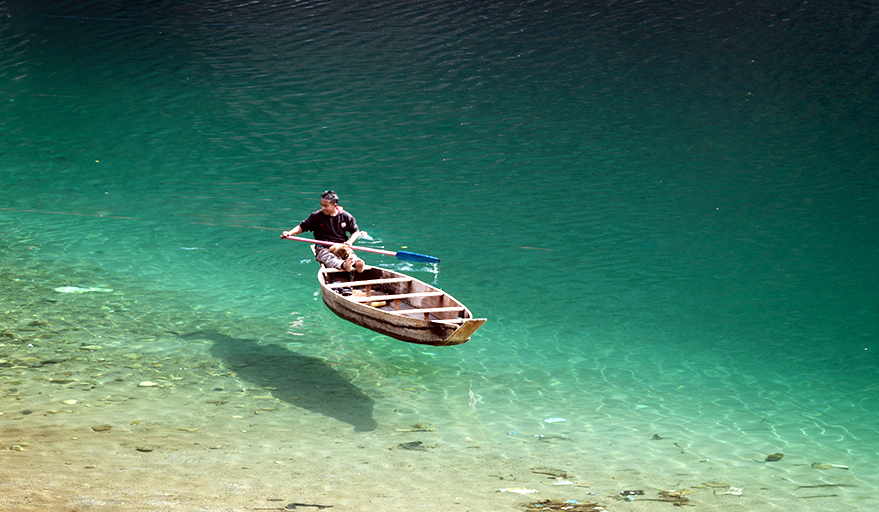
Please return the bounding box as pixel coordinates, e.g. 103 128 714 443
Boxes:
315 260 486 346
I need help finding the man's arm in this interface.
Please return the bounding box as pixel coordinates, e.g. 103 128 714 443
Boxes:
345 230 360 246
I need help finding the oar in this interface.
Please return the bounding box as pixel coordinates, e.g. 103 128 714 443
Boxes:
281 235 440 263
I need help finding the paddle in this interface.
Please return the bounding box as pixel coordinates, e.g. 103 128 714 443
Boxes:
281 235 440 263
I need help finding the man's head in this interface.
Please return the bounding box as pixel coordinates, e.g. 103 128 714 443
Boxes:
320 190 339 215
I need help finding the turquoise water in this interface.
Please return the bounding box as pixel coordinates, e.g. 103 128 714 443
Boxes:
2 1 878 510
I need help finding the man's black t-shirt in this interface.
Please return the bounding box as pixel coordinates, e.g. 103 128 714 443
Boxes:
298 209 359 244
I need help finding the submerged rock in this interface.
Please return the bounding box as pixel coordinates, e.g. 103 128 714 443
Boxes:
398 441 427 451
811 462 849 470
54 286 113 293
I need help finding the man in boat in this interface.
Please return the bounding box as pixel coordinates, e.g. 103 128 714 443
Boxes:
282 190 365 273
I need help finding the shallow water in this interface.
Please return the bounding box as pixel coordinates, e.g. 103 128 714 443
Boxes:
2 0 878 510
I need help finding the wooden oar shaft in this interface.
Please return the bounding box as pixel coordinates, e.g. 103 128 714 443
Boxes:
281 235 397 256
282 235 440 263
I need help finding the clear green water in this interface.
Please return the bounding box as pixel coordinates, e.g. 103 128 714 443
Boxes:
2 0 877 509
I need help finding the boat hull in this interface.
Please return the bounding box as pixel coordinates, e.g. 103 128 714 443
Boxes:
317 265 485 346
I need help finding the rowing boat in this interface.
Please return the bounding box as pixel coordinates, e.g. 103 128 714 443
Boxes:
315 259 486 346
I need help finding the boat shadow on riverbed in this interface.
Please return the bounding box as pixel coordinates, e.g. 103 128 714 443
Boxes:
181 330 378 432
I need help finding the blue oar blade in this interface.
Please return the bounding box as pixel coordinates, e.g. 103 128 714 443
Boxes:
396 251 440 263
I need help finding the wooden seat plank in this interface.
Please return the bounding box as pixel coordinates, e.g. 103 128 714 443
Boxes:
389 307 466 316
323 266 373 273
348 291 445 303
433 318 465 324
326 277 412 289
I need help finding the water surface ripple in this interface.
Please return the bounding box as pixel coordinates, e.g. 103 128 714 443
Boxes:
2 1 877 510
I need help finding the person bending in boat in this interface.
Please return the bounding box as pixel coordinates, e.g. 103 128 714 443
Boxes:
282 190 365 273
